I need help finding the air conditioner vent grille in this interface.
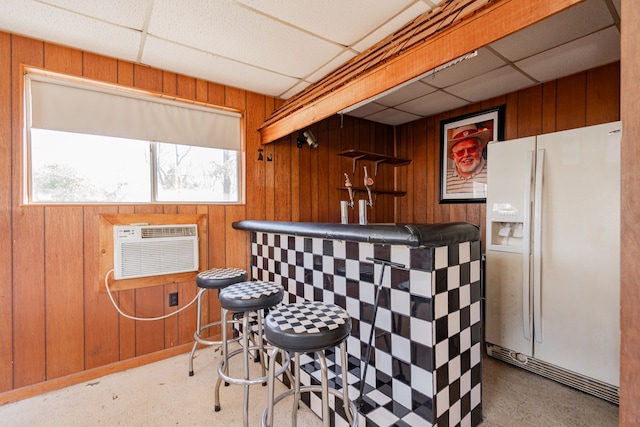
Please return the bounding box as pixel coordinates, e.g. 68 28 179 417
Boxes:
113 224 199 280
141 226 197 238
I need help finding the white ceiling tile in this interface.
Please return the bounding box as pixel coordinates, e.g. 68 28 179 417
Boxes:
0 0 141 61
364 108 422 126
376 81 436 107
306 50 358 83
446 66 536 103
346 102 389 118
489 0 614 62
40 0 150 29
396 91 469 117
141 36 299 97
424 48 506 89
351 2 431 53
515 26 621 83
235 0 419 47
147 0 343 78
280 81 312 99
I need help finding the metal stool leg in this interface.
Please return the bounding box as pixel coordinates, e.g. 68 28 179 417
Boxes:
292 353 300 427
242 312 250 427
340 341 354 424
257 309 267 382
266 346 277 427
317 351 330 427
188 288 206 376
215 306 230 411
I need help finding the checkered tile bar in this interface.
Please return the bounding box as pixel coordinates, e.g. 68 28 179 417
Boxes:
249 231 482 427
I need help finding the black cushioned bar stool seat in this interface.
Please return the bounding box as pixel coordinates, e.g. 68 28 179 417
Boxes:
197 267 248 289
188 267 248 376
215 281 288 427
262 301 359 427
218 280 284 312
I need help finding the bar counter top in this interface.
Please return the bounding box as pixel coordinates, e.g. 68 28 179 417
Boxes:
232 220 479 248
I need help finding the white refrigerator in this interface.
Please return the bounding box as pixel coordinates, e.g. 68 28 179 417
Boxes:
484 121 621 404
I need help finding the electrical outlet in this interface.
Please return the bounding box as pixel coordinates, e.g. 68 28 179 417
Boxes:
168 292 178 307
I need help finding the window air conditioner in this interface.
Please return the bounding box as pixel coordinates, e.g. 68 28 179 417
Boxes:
113 224 199 280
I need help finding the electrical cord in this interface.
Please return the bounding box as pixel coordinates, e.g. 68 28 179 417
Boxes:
104 269 200 321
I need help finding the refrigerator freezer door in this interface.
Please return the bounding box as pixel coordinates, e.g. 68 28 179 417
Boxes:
485 136 536 355
533 121 620 386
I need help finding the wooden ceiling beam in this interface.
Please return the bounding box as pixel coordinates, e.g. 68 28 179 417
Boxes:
259 0 585 144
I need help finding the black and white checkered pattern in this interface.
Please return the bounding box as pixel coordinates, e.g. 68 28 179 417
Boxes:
196 267 248 289
218 281 284 312
249 231 483 427
268 301 349 334
220 280 281 300
265 301 351 353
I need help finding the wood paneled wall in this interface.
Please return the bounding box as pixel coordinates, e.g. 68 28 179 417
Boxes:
0 32 274 396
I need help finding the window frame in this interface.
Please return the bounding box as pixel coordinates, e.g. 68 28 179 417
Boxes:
22 67 245 206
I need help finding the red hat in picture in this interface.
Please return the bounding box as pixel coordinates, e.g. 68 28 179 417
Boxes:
447 124 492 158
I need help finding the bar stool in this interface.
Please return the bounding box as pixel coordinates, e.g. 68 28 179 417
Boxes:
215 281 290 427
262 301 359 427
188 267 248 376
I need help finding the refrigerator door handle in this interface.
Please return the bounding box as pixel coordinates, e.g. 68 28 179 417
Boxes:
533 148 545 343
522 150 534 341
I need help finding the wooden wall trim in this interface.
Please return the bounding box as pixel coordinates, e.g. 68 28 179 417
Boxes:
98 213 207 292
259 0 584 144
619 0 640 423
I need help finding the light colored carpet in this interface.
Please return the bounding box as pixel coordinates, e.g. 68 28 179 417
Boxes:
0 345 618 426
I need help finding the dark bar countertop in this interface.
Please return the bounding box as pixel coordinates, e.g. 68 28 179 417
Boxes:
232 220 479 247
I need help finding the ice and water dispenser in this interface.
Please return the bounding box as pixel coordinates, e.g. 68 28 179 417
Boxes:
489 202 525 252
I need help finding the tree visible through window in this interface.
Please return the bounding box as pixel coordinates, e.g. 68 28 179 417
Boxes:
29 129 239 204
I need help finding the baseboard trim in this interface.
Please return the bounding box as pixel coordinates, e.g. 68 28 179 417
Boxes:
0 342 194 406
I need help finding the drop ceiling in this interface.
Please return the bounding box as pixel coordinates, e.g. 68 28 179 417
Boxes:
0 0 621 126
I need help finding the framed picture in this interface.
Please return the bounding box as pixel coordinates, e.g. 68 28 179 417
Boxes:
439 105 505 203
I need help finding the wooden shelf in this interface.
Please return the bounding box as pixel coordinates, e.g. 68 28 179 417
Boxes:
339 149 411 175
338 187 406 197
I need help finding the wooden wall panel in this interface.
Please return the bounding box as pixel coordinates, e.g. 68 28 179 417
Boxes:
11 35 46 390
620 0 640 423
132 205 165 356
246 91 267 222
83 205 120 370
45 207 85 378
586 61 620 126
517 85 543 138
273 133 292 222
326 115 342 223
556 71 587 131
412 120 427 224
0 31 13 393
425 116 438 224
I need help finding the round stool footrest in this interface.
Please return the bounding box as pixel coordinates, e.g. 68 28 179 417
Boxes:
261 385 359 427
194 317 243 347
217 345 290 387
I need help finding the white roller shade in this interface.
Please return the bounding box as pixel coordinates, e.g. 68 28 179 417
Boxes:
26 74 242 151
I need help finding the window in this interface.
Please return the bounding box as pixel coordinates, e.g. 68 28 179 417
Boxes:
24 71 243 204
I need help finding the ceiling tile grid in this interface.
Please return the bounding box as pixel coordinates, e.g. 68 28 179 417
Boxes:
0 0 621 126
